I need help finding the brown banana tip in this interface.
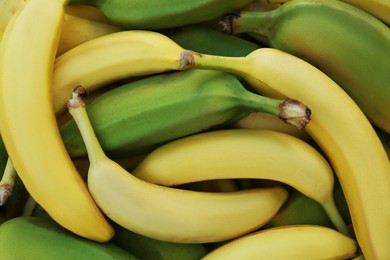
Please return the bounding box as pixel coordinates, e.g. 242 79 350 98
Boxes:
0 184 13 206
218 11 241 34
67 86 88 110
279 98 311 130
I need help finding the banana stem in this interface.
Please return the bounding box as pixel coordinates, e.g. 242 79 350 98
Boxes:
0 158 17 205
67 86 107 164
22 195 37 217
321 197 350 236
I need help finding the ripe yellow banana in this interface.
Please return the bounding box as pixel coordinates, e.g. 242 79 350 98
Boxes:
67 86 289 243
202 225 358 259
133 129 348 235
0 0 113 242
0 0 121 54
187 48 390 259
58 13 121 56
53 30 186 115
231 111 311 141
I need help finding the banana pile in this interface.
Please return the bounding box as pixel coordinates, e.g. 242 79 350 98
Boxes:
0 0 389 259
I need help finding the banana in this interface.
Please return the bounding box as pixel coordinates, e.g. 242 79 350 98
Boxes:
220 0 390 133
0 217 137 259
133 129 349 235
52 30 185 115
202 225 358 260
68 0 253 29
0 0 122 54
231 111 311 140
67 86 289 243
164 24 260 57
58 13 121 56
111 223 208 260
185 48 390 259
0 0 113 242
375 126 390 159
269 0 390 25
60 69 310 159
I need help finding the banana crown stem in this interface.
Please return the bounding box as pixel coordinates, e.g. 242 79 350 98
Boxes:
67 86 106 164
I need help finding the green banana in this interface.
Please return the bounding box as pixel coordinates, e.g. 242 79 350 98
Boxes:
60 69 310 158
164 24 260 57
0 216 138 259
112 223 208 260
220 0 390 133
68 0 253 29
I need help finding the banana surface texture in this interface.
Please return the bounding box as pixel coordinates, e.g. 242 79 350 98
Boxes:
0 0 113 242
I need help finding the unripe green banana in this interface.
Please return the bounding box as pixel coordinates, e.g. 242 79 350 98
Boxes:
68 0 253 29
112 223 208 260
221 0 390 133
60 69 310 158
0 216 137 259
164 24 260 57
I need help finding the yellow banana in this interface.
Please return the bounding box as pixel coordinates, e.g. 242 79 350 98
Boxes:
231 111 311 140
67 86 289 243
58 13 121 56
187 48 390 259
0 0 121 54
53 30 186 115
338 0 390 25
203 225 358 259
133 129 348 235
0 0 113 242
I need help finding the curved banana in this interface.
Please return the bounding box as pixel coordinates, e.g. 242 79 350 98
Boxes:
188 48 390 259
68 0 253 29
53 30 186 115
269 0 390 25
133 129 348 235
60 69 309 158
231 111 311 140
202 225 358 260
0 217 136 259
0 0 113 242
221 0 390 133
58 13 121 56
67 87 289 243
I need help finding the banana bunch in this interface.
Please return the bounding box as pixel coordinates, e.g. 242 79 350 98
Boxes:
0 0 389 259
219 0 390 133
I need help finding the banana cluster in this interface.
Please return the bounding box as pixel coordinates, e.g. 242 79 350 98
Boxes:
0 0 389 259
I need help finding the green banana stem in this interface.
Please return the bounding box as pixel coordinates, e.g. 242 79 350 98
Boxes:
321 197 350 236
22 195 37 217
0 158 17 205
181 51 310 129
67 86 106 164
